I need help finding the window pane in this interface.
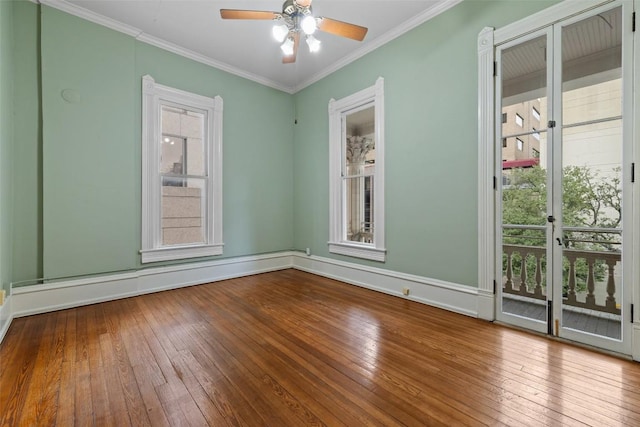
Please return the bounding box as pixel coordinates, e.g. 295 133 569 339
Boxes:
562 7 621 127
501 134 545 168
344 175 374 244
161 105 205 176
562 119 622 227
345 106 375 170
501 34 548 139
161 136 185 174
187 138 205 176
161 176 205 245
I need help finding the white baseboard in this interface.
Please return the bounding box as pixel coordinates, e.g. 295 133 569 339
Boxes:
477 289 495 321
633 324 640 362
10 252 294 319
291 253 478 317
0 295 12 343
2 249 637 360
0 250 480 347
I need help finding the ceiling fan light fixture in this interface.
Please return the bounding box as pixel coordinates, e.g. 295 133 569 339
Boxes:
272 23 289 42
306 34 321 53
280 37 295 56
300 15 317 35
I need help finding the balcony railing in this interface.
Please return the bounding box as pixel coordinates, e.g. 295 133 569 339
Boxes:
503 244 621 315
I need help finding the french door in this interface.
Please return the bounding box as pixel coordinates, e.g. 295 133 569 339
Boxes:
496 3 633 353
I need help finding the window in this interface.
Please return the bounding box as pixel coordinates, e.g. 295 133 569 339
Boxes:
502 113 507 124
502 138 507 148
515 113 524 127
516 138 524 151
328 78 386 262
532 106 541 121
532 148 540 158
141 75 223 263
532 128 540 141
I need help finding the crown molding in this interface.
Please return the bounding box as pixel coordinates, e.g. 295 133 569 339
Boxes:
38 0 462 94
38 0 295 94
136 34 294 93
293 0 463 92
40 0 142 37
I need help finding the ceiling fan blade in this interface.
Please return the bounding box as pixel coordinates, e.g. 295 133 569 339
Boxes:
220 9 279 20
283 33 300 64
318 17 368 41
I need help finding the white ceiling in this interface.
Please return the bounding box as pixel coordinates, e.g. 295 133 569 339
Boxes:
46 0 460 93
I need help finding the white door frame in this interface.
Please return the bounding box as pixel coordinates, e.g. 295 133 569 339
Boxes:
477 0 639 359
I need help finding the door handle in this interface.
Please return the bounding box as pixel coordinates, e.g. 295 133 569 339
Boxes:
556 237 562 246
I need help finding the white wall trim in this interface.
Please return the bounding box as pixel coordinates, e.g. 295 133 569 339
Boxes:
328 77 386 262
135 34 293 94
9 252 294 319
292 253 478 317
0 295 12 344
327 243 386 262
0 250 481 345
293 0 463 92
633 324 640 361
141 75 224 263
4 250 637 359
477 26 496 321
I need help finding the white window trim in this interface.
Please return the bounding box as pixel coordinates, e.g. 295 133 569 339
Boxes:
328 77 386 262
141 75 223 263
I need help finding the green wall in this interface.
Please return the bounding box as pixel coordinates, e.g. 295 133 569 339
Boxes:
11 4 294 281
11 0 42 284
0 0 14 293
41 7 137 278
7 0 559 287
292 0 557 287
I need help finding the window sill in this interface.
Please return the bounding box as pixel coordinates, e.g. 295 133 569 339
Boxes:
328 242 386 262
140 244 224 263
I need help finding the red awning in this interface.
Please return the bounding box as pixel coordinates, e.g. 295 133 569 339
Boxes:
502 158 539 169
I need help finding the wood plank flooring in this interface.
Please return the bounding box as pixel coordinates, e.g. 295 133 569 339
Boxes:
1 269 640 426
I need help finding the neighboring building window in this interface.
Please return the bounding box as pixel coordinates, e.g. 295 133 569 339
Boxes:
328 78 386 262
515 113 524 127
532 148 540 158
502 112 507 124
141 75 223 263
532 106 541 121
502 138 507 148
532 128 540 140
516 138 524 151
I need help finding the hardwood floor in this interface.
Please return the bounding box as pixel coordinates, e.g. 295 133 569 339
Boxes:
1 269 640 426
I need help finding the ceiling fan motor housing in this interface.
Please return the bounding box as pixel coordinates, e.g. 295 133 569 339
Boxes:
283 0 297 16
283 0 312 17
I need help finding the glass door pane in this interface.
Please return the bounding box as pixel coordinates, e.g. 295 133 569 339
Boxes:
559 6 623 341
499 33 550 331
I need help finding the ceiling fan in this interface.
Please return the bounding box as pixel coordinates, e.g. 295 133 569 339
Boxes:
220 0 368 64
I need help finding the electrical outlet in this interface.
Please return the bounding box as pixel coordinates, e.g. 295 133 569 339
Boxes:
306 248 311 256
402 287 410 296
